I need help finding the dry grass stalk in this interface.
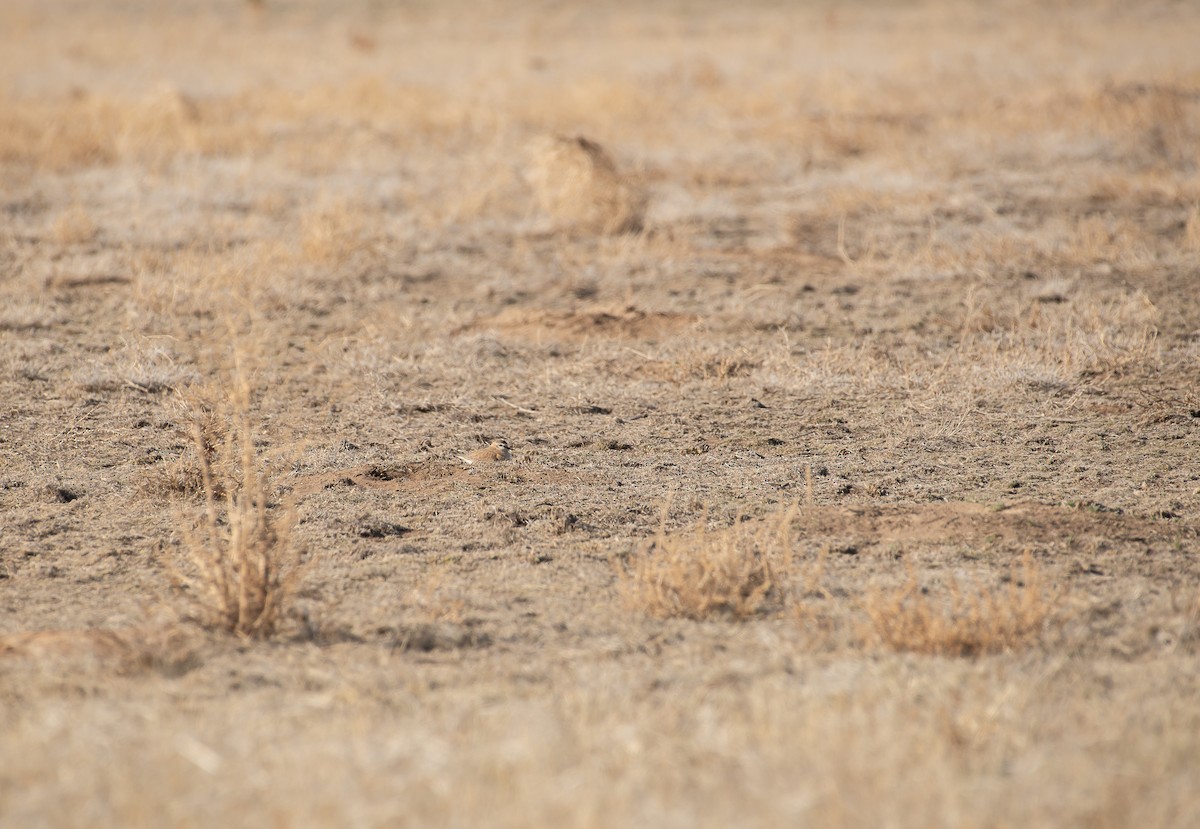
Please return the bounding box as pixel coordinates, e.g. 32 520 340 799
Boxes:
863 550 1061 657
173 380 300 639
618 504 796 620
141 385 228 497
526 134 645 234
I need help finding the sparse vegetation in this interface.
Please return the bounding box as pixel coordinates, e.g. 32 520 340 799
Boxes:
862 551 1062 658
169 378 300 639
618 505 794 620
3 0 1200 826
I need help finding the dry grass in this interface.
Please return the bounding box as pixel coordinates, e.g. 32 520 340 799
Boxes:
618 503 795 620
169 378 300 639
141 385 227 497
49 204 98 246
4 1 1200 826
863 551 1063 658
0 623 201 676
1186 205 1200 251
526 134 645 234
299 200 375 266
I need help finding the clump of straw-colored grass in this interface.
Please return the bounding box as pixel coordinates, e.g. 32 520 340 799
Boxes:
862 550 1061 657
617 504 796 620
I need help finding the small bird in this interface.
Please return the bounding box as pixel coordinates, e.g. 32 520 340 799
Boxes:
458 439 512 466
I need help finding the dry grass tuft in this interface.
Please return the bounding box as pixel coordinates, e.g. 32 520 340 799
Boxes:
50 204 98 246
0 623 201 676
169 378 301 639
526 134 645 234
863 551 1062 658
299 201 374 265
680 349 760 382
617 504 795 620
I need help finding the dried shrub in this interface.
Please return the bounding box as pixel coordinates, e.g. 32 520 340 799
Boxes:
526 134 645 234
170 381 301 638
863 550 1062 657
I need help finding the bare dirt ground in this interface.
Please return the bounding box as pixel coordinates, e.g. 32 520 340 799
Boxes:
2 1 1200 826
